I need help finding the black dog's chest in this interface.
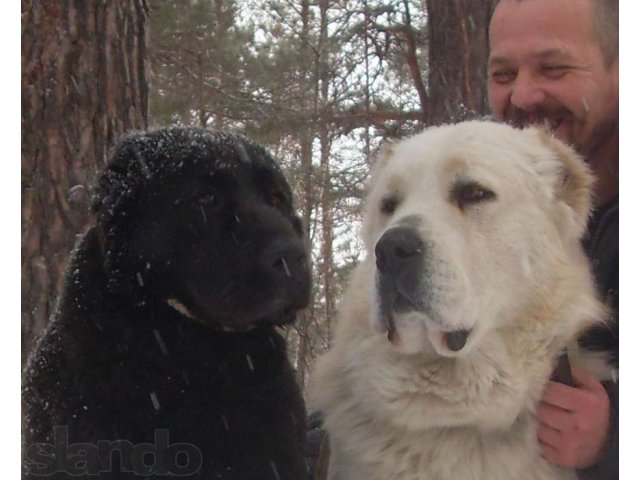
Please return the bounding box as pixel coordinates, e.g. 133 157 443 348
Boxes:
107 320 291 413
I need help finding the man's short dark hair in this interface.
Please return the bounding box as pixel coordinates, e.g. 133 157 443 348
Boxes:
591 0 618 67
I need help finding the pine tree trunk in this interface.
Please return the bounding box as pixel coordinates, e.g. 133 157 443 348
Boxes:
21 0 149 364
425 0 498 124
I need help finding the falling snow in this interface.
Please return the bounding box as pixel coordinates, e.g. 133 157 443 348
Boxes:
270 460 281 480
235 141 252 164
153 329 168 355
280 258 291 277
246 354 255 371
221 414 230 431
150 391 161 411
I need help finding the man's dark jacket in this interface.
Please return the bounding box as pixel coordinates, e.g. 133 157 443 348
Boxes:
577 196 619 480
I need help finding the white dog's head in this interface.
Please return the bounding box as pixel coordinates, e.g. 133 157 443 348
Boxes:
363 120 594 357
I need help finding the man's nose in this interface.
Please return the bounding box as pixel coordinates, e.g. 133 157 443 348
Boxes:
510 73 546 111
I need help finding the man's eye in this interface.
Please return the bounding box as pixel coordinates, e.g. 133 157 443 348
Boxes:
491 69 516 84
451 182 496 209
541 65 569 78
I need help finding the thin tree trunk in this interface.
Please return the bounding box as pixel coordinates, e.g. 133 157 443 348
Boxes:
318 0 335 345
402 0 430 123
319 132 335 341
292 0 316 389
21 0 149 364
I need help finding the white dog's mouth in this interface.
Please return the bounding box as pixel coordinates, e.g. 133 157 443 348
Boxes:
378 307 474 356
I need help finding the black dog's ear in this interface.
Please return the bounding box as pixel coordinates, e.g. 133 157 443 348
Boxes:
92 167 128 220
91 133 167 296
91 132 149 228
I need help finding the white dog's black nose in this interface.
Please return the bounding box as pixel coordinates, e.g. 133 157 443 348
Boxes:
375 227 424 273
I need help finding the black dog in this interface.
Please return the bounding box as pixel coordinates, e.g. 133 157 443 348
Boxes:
22 128 311 479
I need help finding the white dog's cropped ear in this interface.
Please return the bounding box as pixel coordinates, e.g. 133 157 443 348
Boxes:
361 141 397 252
536 129 595 234
373 141 396 171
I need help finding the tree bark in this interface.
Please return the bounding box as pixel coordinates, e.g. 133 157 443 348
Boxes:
401 0 430 123
22 0 149 364
425 0 498 124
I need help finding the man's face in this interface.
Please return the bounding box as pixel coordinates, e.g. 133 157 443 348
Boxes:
488 0 618 164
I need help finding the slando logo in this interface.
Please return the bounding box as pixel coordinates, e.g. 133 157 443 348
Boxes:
25 426 203 476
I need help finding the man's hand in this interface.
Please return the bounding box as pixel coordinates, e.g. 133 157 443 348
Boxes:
537 366 610 468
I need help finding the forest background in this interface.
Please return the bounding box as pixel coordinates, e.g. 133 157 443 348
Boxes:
22 0 500 394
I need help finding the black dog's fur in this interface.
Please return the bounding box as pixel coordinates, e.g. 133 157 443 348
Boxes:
22 128 311 479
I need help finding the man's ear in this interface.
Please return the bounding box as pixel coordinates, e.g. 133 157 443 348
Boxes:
536 128 595 236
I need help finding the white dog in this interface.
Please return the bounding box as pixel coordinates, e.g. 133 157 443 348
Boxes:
310 121 611 480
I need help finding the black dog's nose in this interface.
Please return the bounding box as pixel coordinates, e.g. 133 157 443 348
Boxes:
264 239 308 280
263 238 311 308
375 227 424 273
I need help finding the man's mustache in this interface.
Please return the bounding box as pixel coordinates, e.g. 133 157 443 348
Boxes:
505 106 573 129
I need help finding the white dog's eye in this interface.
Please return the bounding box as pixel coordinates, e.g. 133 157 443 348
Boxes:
380 196 400 215
451 182 496 209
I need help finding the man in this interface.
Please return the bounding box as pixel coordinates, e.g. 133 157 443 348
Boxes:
488 0 618 478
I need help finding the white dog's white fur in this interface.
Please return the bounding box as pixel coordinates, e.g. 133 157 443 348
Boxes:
310 121 612 480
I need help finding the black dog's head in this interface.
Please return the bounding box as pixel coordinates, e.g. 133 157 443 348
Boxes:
92 127 311 330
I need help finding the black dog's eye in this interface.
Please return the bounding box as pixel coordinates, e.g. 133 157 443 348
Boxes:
268 191 288 208
191 185 221 208
451 182 496 209
380 196 400 215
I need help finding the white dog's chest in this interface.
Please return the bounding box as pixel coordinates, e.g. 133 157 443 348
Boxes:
328 419 577 480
